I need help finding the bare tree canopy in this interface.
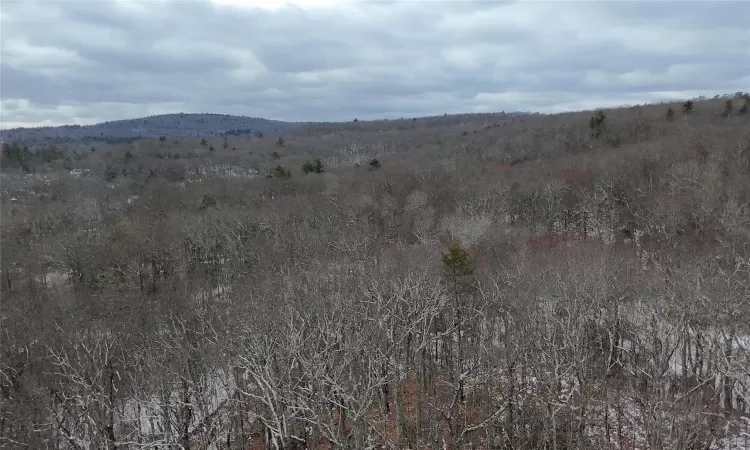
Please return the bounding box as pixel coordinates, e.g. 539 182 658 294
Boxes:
2 95 750 449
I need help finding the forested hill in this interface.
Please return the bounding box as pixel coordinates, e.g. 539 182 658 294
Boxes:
0 113 303 144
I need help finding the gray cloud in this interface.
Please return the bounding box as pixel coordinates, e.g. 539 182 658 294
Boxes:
1 0 748 128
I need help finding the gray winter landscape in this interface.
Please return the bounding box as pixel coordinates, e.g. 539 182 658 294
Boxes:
1 1 749 449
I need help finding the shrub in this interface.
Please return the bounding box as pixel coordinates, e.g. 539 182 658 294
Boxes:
199 194 216 210
267 164 292 179
104 167 117 182
302 159 324 174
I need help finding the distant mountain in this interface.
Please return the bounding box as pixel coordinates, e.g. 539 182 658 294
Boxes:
0 113 304 145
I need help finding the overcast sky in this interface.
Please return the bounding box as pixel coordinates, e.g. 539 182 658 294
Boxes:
1 0 748 128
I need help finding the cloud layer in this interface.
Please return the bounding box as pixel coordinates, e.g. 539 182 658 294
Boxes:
1 0 748 128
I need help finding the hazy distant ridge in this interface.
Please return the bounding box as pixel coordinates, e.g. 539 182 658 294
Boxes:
0 113 303 144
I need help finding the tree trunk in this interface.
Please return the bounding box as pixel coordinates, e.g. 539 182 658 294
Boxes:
180 377 192 450
381 361 390 415
106 363 118 450
723 333 734 412
506 361 515 446
396 382 408 448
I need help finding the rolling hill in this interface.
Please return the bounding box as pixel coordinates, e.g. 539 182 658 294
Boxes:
0 113 304 145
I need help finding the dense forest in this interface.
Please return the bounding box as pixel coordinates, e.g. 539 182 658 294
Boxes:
1 94 749 449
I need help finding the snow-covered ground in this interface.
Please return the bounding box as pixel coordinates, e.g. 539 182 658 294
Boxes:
121 369 234 445
189 165 260 179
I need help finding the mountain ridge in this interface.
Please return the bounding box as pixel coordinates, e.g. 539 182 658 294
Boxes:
0 113 305 144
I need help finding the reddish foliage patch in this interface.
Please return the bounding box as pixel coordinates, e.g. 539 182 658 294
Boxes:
525 233 646 260
611 232 639 253
468 243 485 258
246 420 266 450
556 170 592 190
437 234 454 247
491 163 513 174
379 238 399 249
525 235 565 250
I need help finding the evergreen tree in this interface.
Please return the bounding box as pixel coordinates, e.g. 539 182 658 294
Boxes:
682 100 694 114
440 241 476 402
588 111 607 138
302 159 324 174
441 241 475 286
267 164 292 179
722 99 733 118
